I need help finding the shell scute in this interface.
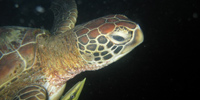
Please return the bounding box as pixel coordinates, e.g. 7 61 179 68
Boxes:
0 27 46 97
0 52 25 85
18 43 36 68
21 29 41 45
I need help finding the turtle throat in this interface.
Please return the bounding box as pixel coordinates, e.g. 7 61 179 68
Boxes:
37 32 88 86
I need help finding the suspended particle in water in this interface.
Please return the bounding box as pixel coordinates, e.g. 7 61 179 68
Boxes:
14 4 19 8
193 12 198 19
35 6 45 13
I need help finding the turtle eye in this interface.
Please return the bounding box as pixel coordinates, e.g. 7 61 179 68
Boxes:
108 26 132 44
112 35 125 41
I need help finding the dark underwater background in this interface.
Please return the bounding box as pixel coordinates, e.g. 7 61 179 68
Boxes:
0 0 199 99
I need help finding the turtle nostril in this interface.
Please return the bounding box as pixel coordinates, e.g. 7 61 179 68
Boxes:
129 31 133 35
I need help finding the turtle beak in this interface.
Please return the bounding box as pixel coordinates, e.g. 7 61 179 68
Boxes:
121 24 143 54
113 24 143 62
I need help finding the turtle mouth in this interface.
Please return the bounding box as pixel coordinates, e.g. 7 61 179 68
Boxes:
122 25 143 53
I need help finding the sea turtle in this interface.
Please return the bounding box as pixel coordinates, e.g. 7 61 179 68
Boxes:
0 0 144 99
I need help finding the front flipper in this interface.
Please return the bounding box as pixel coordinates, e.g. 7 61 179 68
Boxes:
51 0 78 35
13 85 47 100
61 78 86 100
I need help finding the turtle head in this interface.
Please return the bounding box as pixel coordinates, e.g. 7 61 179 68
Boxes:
74 15 143 70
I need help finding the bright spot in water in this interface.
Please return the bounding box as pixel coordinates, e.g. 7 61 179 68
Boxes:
36 6 45 13
193 12 198 19
14 4 19 8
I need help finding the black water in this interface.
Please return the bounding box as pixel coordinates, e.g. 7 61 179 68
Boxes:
0 0 199 100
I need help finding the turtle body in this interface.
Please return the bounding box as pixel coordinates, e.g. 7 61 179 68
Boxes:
0 0 143 99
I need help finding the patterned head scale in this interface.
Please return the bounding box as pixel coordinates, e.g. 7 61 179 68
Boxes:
74 14 143 70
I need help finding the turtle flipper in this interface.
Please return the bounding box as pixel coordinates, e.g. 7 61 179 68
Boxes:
51 0 78 35
61 78 86 100
13 85 47 100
